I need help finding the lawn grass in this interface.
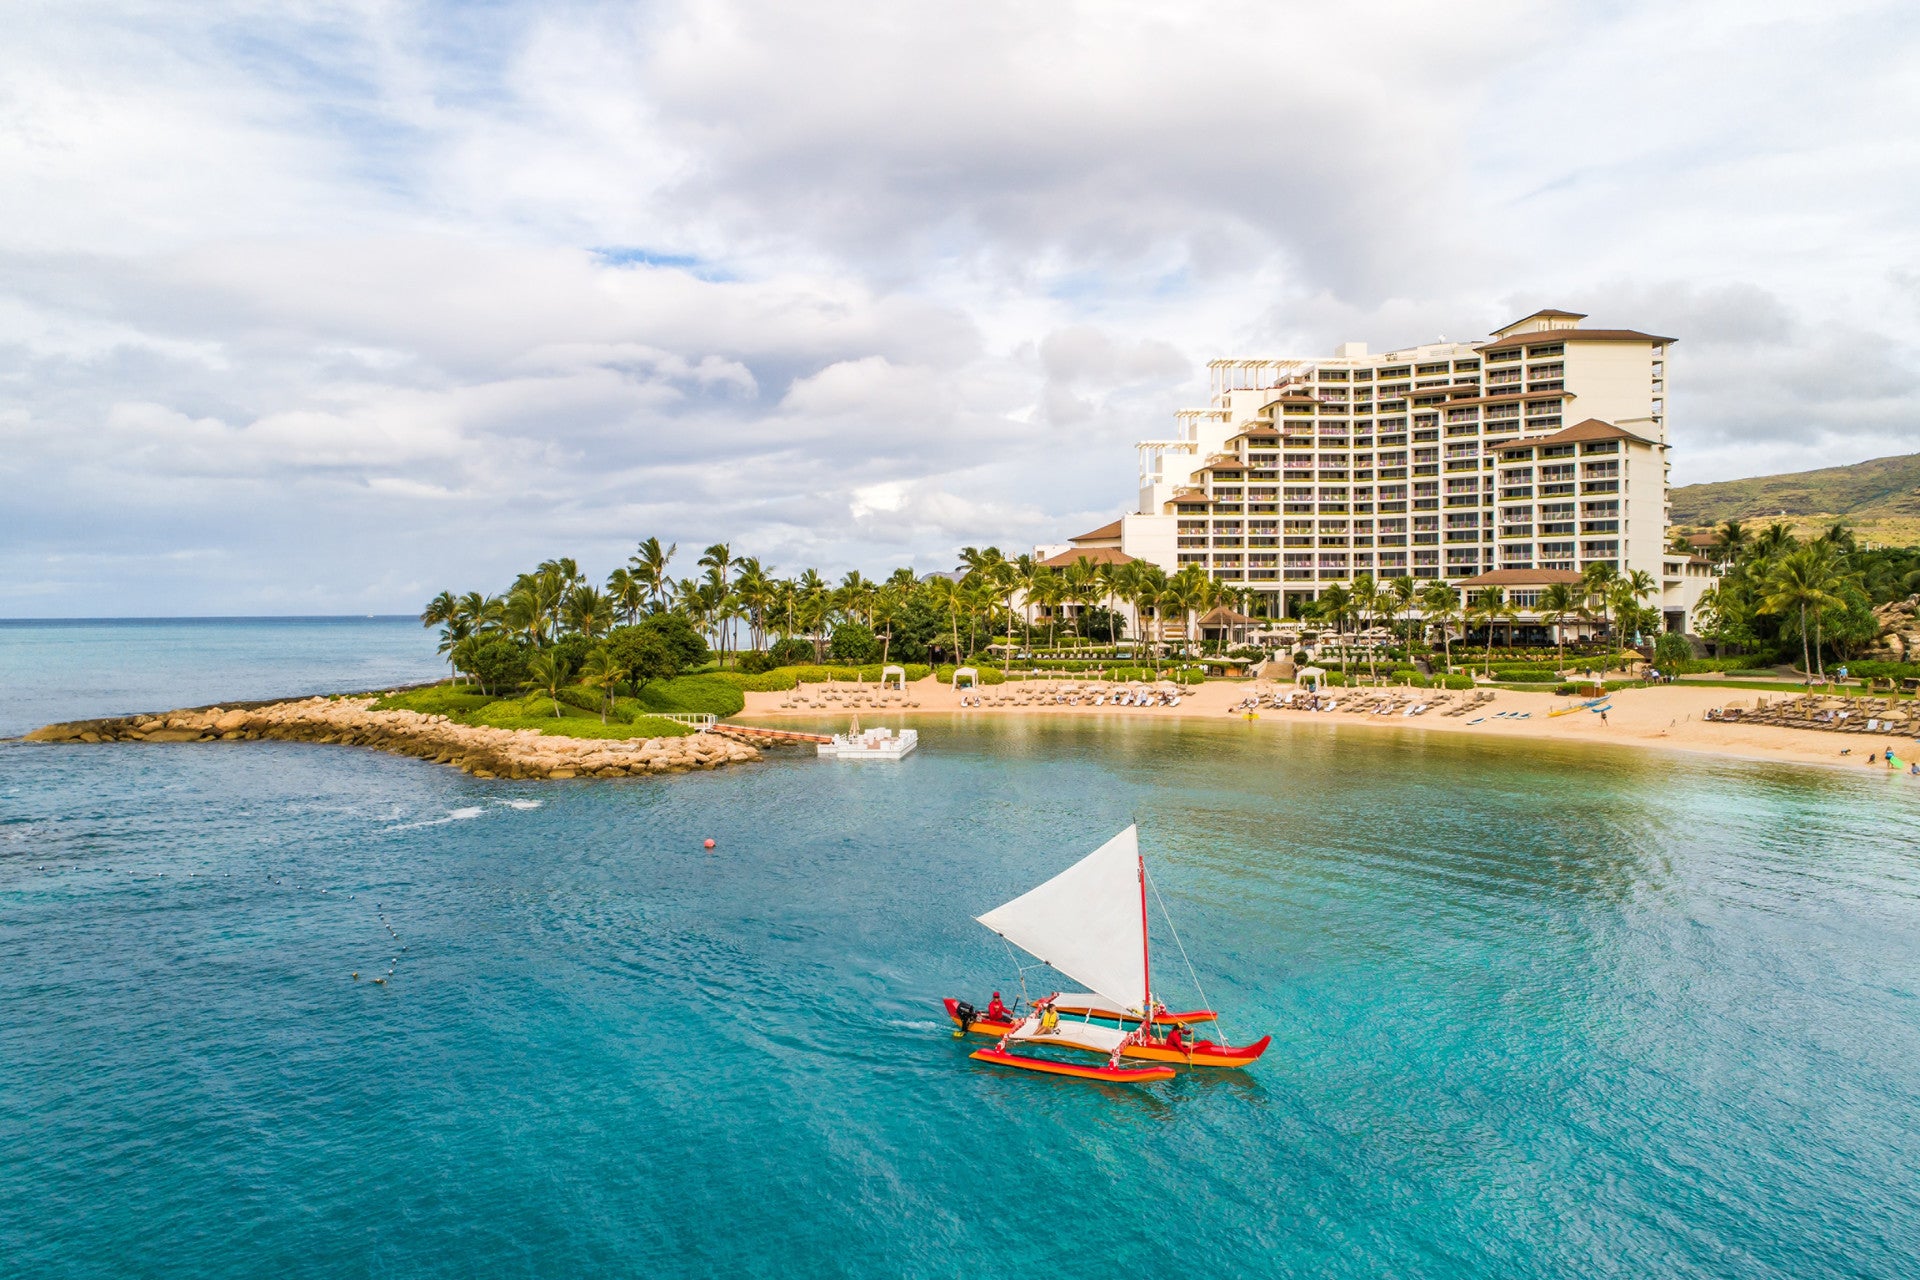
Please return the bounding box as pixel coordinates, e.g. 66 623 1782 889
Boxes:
368 684 695 738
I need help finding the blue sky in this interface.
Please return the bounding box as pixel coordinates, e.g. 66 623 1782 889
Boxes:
2 0 1916 615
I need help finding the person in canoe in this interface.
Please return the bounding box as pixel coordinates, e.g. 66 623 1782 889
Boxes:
986 991 1012 1023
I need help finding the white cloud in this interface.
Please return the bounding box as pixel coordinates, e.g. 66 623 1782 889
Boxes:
0 0 1915 612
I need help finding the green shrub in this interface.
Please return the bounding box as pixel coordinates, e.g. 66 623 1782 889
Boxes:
629 675 747 717
734 649 779 675
933 664 1009 686
830 622 878 663
1844 660 1920 679
711 669 798 691
1440 674 1474 690
768 636 815 666
369 684 495 715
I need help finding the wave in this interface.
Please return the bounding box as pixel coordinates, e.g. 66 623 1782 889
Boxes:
388 806 487 831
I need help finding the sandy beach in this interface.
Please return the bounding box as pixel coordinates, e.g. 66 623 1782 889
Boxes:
743 677 1920 773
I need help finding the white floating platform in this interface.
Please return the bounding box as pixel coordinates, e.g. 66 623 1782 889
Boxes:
817 727 918 760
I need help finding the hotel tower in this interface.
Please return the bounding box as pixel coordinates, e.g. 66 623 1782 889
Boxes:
1050 309 1715 632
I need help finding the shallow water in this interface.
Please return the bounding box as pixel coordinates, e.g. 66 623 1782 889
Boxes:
3 627 1919 1277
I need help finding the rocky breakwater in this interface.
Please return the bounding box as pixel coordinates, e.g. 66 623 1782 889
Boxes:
23 696 761 780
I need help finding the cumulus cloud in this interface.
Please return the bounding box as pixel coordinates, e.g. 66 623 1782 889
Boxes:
0 0 1916 613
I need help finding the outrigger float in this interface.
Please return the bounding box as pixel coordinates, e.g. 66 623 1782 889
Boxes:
949 825 1270 1084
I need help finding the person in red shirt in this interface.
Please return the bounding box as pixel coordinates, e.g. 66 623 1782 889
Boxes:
986 991 1011 1023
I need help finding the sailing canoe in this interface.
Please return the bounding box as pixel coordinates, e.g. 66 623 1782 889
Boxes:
944 999 1268 1067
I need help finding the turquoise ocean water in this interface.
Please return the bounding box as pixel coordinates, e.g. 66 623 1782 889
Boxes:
3 619 1919 1277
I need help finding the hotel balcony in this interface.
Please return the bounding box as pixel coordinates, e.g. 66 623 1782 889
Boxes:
1581 481 1620 495
1500 487 1534 500
1500 526 1534 539
1581 520 1619 534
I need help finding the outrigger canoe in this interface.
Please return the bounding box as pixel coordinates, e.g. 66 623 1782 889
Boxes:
968 1047 1174 1083
950 824 1270 1084
945 998 1269 1067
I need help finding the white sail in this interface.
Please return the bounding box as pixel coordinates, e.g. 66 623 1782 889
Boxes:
976 825 1149 1013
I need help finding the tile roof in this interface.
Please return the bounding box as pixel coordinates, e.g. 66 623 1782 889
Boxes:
1069 519 1124 543
1531 418 1660 447
1455 569 1586 587
1039 546 1137 568
1478 329 1675 351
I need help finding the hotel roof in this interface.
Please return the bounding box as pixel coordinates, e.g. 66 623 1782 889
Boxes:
1069 519 1123 543
1478 328 1675 351
1455 569 1586 588
1039 546 1136 569
1532 418 1660 447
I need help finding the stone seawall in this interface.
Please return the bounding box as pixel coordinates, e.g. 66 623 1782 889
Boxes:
22 696 761 780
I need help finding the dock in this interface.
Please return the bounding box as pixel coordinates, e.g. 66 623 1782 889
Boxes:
709 724 833 745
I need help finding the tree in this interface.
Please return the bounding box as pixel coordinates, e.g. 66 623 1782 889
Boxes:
526 651 573 718
1469 588 1513 678
1759 545 1847 685
465 637 529 697
605 568 646 626
631 537 677 611
565 586 615 641
1388 576 1418 644
830 621 878 663
1420 581 1461 673
1537 581 1579 675
579 647 628 723
1351 573 1382 681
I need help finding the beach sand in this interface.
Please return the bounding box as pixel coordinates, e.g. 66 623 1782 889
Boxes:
742 677 1920 774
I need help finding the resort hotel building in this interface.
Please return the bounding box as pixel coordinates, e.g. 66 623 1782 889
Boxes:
1048 309 1716 635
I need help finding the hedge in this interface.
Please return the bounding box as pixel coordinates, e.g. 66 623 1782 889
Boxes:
1840 660 1920 679
629 675 748 717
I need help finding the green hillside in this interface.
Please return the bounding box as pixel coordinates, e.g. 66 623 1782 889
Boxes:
1671 452 1920 543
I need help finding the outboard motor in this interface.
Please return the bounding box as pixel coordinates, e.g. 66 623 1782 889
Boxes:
952 1001 977 1037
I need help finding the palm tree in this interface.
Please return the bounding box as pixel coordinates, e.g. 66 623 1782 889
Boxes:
1163 566 1211 656
1030 570 1065 648
1713 518 1748 568
1537 581 1579 675
1063 557 1101 643
1351 573 1382 682
1469 587 1514 678
526 651 573 718
565 586 615 641
605 567 646 625
1760 545 1847 685
871 584 903 666
631 537 676 611
1388 575 1417 646
1008 554 1038 652
1420 581 1461 674
420 591 459 676
579 648 628 723
1579 561 1619 673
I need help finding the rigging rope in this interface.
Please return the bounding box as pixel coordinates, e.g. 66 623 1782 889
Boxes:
1145 864 1231 1046
1000 935 1036 1014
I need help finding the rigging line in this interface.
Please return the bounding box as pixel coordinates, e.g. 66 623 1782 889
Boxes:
1000 935 1033 1012
1145 863 1230 1046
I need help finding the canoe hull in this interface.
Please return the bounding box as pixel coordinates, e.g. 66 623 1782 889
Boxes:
969 1047 1176 1084
944 999 1269 1068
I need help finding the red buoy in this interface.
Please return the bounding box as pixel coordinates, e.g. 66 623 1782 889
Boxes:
703 838 716 849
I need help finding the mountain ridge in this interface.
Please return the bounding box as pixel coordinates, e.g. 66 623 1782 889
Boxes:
1669 452 1920 545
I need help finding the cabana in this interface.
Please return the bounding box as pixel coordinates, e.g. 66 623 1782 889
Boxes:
952 666 979 690
1296 665 1328 691
1195 604 1260 648
881 664 907 691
